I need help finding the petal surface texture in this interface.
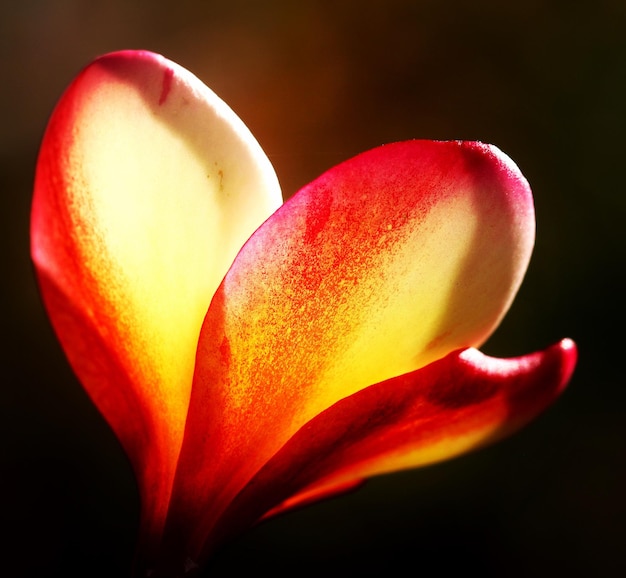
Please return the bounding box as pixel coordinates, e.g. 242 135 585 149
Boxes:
166 140 537 561
30 50 282 548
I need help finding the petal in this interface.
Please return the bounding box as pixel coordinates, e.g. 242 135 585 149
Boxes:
30 50 282 548
210 339 576 553
163 140 536 563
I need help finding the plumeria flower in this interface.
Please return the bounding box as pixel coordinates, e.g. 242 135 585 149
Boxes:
31 50 576 577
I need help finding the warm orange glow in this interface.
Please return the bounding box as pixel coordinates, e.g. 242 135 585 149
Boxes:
31 51 576 577
31 50 282 550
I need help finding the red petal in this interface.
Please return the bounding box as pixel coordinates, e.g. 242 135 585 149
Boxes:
210 339 576 555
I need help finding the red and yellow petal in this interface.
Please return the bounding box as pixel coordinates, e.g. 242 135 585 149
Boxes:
207 339 576 555
30 50 282 548
163 140 537 563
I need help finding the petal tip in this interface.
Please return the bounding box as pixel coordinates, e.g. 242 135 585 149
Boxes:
554 337 578 392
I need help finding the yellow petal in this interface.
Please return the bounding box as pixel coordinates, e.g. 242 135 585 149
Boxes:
31 50 282 546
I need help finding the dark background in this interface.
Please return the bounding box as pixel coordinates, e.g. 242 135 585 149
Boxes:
2 1 624 576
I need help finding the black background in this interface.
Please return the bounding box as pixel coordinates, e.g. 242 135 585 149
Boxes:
2 1 624 576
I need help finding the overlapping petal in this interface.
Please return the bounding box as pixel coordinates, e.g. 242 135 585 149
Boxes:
161 140 540 564
30 50 282 548
30 50 576 578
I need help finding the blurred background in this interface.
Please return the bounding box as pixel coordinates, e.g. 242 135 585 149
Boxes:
1 0 624 576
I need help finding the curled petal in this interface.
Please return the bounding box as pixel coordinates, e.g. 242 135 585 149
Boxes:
30 50 282 549
163 140 537 564
209 339 577 557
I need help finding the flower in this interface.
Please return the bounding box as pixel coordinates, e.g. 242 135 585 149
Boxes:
31 50 576 577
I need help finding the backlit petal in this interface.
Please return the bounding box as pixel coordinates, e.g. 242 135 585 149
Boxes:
163 140 536 563
30 50 282 548
209 339 576 554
